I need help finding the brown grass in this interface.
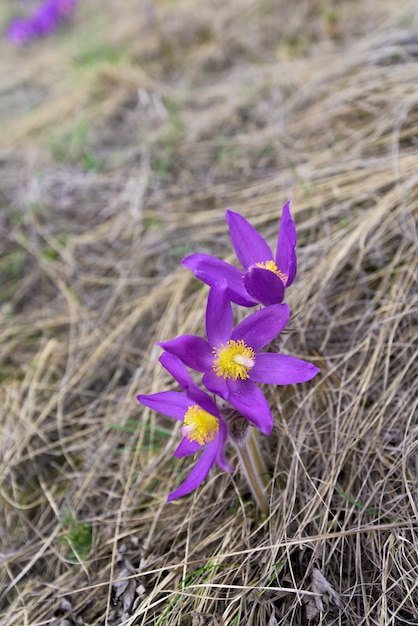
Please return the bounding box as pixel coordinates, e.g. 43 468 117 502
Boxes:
0 0 417 624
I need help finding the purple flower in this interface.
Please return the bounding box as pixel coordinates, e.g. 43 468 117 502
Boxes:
7 19 34 45
55 0 77 19
183 201 297 307
7 0 77 45
137 352 232 501
32 0 76 33
31 6 57 36
158 279 319 435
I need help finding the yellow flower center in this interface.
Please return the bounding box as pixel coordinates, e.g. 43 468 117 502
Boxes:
213 339 255 380
255 260 288 285
182 405 219 445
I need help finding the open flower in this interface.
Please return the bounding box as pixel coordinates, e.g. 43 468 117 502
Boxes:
158 280 319 435
137 352 232 501
182 201 297 307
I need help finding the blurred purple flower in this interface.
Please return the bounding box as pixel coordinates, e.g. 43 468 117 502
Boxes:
137 352 232 501
183 201 297 307
32 4 57 36
8 18 34 45
56 0 77 19
158 279 319 435
7 0 77 45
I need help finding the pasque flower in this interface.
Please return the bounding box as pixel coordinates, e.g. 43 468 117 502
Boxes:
8 19 34 45
182 201 297 307
137 352 232 501
8 0 77 45
158 279 319 435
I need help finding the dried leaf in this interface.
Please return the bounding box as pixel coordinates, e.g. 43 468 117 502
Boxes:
304 568 341 620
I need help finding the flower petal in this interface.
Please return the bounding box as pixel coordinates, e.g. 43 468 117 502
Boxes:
232 303 290 351
206 279 233 346
158 335 213 372
167 440 218 501
275 201 297 286
226 379 273 434
216 422 234 472
159 352 221 417
244 266 285 305
189 389 221 418
182 253 256 307
226 210 273 269
137 391 191 420
251 353 320 384
202 369 230 400
159 352 195 389
174 436 202 458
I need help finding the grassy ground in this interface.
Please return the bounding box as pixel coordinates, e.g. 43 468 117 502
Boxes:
1 1 417 624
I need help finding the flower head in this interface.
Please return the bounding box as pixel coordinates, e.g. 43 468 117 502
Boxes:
7 0 77 45
137 352 232 501
158 279 319 435
182 201 297 307
8 19 34 45
56 0 78 18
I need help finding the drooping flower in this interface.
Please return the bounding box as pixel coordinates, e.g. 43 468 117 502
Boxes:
158 279 319 435
137 352 232 501
182 201 297 307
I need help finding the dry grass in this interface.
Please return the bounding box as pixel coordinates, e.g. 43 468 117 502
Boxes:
0 0 417 624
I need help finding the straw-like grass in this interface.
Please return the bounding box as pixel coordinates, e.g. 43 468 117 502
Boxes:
0 1 417 624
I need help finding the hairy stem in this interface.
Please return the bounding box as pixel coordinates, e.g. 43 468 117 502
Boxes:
235 428 268 515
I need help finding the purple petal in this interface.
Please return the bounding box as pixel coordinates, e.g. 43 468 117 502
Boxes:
158 335 213 372
202 369 230 399
244 266 285 306
56 0 77 19
206 279 233 346
31 12 57 35
226 210 273 269
167 440 218 501
232 303 290 351
159 352 195 389
174 436 202 458
251 353 320 385
137 390 191 420
275 201 297 286
182 253 256 307
8 19 33 45
158 352 220 417
187 388 220 419
226 379 273 434
216 421 234 472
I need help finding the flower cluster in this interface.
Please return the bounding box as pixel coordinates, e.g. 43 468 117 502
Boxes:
138 202 319 502
8 0 77 46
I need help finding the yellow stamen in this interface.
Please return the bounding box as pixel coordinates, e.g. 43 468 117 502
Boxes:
182 405 219 445
255 260 288 285
213 339 255 380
